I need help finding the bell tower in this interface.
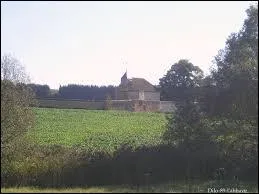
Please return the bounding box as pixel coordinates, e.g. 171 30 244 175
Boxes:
120 71 128 86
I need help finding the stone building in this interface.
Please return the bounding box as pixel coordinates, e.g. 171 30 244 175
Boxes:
115 72 160 101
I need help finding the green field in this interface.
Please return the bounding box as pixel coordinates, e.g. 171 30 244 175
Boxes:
27 108 168 153
2 180 258 193
3 108 258 192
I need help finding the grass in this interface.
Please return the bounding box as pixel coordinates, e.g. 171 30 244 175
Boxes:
5 108 257 192
2 180 258 193
26 108 168 153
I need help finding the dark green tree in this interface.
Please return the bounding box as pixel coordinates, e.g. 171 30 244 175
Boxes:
27 84 51 99
212 4 258 119
210 4 258 175
161 60 211 185
58 84 115 100
159 59 204 101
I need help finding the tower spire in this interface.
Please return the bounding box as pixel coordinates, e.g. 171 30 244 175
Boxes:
125 61 128 77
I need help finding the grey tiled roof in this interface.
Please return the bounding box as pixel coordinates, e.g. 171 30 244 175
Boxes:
126 78 157 92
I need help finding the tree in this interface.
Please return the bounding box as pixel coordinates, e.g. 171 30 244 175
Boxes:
58 84 116 100
159 59 204 101
1 54 29 84
210 4 258 174
163 4 258 181
161 60 209 184
27 84 51 99
212 4 258 119
163 101 209 148
1 54 36 181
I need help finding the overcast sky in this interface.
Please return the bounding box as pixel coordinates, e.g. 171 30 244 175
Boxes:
1 1 256 89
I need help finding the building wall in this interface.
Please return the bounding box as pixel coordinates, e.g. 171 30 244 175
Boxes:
143 91 160 101
139 90 145 100
117 89 160 101
128 91 139 100
117 89 128 100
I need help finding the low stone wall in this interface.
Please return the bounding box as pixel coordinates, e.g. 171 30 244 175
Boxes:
37 99 176 112
131 100 160 112
109 100 133 111
37 99 105 110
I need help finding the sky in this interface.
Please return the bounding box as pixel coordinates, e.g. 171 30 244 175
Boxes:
1 1 256 89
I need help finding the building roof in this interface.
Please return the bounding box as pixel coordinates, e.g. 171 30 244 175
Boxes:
127 78 157 92
121 72 127 80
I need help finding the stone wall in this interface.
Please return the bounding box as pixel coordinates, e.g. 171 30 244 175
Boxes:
109 100 133 111
36 99 176 112
37 99 105 110
131 100 160 112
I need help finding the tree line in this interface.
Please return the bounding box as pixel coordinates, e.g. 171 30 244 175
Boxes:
26 83 116 100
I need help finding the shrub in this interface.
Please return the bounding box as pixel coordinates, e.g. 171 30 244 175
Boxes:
1 54 36 187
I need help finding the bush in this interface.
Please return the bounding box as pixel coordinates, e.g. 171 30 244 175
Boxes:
1 54 36 187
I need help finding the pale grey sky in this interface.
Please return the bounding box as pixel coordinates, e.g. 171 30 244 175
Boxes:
1 1 255 89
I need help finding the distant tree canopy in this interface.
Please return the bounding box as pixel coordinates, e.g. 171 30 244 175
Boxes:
159 59 204 101
24 84 116 100
58 84 116 100
27 84 51 99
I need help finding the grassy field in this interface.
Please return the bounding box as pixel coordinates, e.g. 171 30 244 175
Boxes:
2 180 258 193
26 108 168 153
3 108 258 192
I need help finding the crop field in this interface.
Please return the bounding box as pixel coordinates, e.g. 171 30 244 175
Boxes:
26 108 168 153
2 180 258 193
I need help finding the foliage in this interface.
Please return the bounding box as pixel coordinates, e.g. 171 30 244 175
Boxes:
1 54 36 186
211 4 258 119
1 81 36 147
163 101 211 150
24 83 117 101
58 84 116 100
159 59 204 101
1 54 36 148
0 141 221 187
1 54 29 84
209 4 258 167
160 59 209 180
27 84 51 99
162 5 258 184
